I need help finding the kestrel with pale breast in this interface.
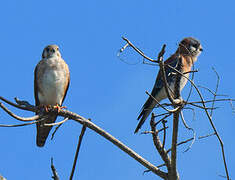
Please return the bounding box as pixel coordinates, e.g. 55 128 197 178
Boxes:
135 37 203 133
34 45 70 147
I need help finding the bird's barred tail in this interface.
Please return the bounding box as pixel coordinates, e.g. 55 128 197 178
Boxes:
36 114 57 147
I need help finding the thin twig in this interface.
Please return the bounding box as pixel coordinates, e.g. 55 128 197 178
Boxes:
146 91 180 113
0 96 37 111
143 163 167 174
0 102 40 121
51 158 60 180
198 133 216 139
155 114 170 127
166 138 194 153
158 45 176 105
153 112 171 118
162 120 167 149
121 37 158 63
141 130 154 134
187 102 218 110
159 98 235 108
69 121 89 180
143 61 158 66
146 91 176 113
119 43 129 53
0 121 38 127
51 124 63 140
15 97 34 107
183 107 196 121
141 126 168 135
45 117 69 126
210 67 220 117
229 99 235 113
189 98 235 104
0 117 47 127
183 70 198 74
180 111 196 152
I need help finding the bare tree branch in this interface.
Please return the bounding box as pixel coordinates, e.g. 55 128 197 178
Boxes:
69 123 88 180
162 120 167 149
198 133 216 139
45 117 69 126
0 96 36 111
121 37 158 63
158 98 235 108
0 97 168 179
0 102 40 121
51 124 63 140
1 37 231 180
179 111 196 152
169 111 180 180
166 138 194 154
0 120 38 127
51 158 60 180
158 45 177 105
150 113 172 174
145 91 179 113
210 67 220 117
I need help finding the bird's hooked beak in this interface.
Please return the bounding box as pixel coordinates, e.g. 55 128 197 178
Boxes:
198 44 203 52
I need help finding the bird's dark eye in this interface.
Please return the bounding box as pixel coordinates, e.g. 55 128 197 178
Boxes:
192 44 199 48
46 48 50 52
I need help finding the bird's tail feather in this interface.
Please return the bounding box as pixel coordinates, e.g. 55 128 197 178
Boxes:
135 97 156 133
36 113 57 147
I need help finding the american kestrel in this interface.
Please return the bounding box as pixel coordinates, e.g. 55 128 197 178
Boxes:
135 37 203 133
34 45 70 147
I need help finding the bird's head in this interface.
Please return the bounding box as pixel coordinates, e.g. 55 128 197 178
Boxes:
42 45 61 59
178 37 203 58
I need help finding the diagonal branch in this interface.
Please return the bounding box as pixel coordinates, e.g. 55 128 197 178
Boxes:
51 158 60 180
145 91 179 113
121 37 158 63
166 137 194 154
69 123 88 180
0 97 167 179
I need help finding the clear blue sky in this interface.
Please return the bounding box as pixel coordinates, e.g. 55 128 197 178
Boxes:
0 0 234 179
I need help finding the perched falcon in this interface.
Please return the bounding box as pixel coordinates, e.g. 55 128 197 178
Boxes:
135 37 203 133
34 45 70 147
